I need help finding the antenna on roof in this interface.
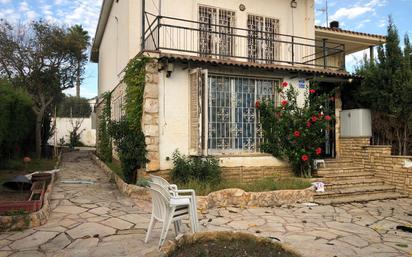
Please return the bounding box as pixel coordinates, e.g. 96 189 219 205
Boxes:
316 0 329 26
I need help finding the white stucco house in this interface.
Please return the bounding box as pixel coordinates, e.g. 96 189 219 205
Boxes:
91 0 385 178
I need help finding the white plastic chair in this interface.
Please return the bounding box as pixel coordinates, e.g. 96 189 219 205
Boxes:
149 174 199 231
145 182 197 247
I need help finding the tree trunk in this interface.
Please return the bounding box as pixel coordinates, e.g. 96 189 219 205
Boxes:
35 110 44 159
396 128 402 155
76 64 80 97
403 122 408 155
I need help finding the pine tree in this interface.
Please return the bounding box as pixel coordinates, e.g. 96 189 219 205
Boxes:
355 17 412 154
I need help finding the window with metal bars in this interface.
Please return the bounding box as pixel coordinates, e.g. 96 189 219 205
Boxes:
207 75 279 153
247 15 280 63
198 6 235 58
111 96 124 121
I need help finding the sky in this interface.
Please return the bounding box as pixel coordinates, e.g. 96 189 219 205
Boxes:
0 0 410 98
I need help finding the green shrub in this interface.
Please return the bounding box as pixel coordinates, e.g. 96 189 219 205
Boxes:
98 92 112 162
109 119 147 184
170 150 221 185
0 80 34 161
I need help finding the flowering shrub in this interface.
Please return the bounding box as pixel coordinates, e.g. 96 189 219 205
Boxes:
256 82 334 177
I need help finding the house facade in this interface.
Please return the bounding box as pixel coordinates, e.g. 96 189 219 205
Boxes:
91 0 385 179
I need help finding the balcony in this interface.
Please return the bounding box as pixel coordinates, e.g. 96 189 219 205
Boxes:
143 13 346 71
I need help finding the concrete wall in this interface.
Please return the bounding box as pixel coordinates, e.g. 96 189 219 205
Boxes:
146 0 314 39
50 118 96 147
98 0 142 96
145 0 315 65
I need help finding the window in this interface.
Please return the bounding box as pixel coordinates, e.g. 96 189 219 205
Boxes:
247 15 280 63
112 96 124 121
207 75 279 153
199 6 235 58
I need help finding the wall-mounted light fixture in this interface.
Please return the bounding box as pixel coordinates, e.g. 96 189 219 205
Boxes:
166 63 174 78
291 0 297 8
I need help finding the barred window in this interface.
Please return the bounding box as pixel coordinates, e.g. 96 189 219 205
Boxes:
247 15 280 63
207 75 279 153
112 96 124 121
199 6 235 58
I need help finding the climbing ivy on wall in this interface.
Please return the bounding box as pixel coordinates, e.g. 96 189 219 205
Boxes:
109 57 149 184
98 92 112 162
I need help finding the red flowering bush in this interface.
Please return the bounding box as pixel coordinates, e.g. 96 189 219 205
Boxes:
257 83 335 177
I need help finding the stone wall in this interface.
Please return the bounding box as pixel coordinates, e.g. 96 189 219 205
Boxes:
142 59 160 172
340 137 412 197
149 166 293 184
197 187 314 210
220 166 293 183
339 137 370 163
363 146 412 197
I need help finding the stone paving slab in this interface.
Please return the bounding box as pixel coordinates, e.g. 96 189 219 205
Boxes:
0 151 411 257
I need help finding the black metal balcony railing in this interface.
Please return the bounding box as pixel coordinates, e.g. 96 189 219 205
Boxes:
143 12 345 70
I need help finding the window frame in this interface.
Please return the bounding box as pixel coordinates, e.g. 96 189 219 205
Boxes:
198 4 237 59
247 13 281 63
205 73 280 155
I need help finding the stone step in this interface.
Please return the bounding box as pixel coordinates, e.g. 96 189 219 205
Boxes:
319 171 375 180
316 166 364 176
315 185 396 199
322 158 355 166
314 192 407 205
324 178 384 190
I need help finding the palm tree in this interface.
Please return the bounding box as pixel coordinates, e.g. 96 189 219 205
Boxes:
68 25 90 97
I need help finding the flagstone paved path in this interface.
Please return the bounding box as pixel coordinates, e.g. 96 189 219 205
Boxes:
0 151 412 257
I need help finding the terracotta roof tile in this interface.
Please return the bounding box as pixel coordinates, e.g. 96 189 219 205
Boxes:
159 53 358 78
315 26 386 40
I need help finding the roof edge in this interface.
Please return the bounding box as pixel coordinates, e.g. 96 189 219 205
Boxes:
90 0 114 63
315 26 386 40
158 53 359 79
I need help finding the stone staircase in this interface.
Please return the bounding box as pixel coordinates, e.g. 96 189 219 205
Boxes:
313 159 406 205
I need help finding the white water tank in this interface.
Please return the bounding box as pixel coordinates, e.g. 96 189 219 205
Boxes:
340 109 372 137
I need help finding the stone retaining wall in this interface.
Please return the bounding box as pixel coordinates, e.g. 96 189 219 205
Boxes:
197 187 314 210
340 137 412 197
363 146 412 197
91 154 151 201
149 166 293 183
220 166 293 183
0 153 62 231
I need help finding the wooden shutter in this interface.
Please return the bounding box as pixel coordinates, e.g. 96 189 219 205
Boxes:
189 69 203 156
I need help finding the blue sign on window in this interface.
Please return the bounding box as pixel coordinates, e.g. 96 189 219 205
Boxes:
298 79 306 89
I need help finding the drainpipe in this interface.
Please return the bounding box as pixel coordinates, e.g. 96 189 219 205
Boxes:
141 0 146 52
